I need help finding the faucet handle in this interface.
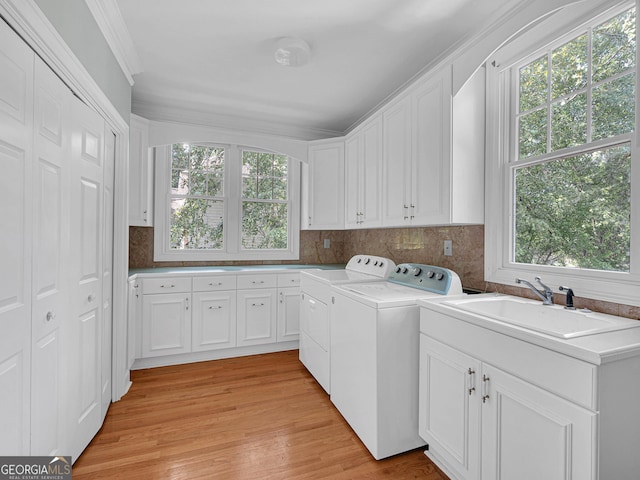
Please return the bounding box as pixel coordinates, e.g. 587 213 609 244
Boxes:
559 286 575 309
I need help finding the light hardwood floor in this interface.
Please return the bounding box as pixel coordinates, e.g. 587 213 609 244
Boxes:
72 350 448 479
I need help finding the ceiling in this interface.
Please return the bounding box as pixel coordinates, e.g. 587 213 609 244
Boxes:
115 0 516 139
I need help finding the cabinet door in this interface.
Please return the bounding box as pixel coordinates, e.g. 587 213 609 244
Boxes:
277 287 300 342
344 135 361 228
382 97 411 226
127 279 141 365
481 365 596 480
420 336 481 480
360 117 382 227
411 70 451 225
142 293 191 357
237 289 277 346
128 114 152 226
192 291 237 352
307 141 344 229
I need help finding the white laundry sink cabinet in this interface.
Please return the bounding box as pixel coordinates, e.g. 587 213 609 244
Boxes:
418 294 640 480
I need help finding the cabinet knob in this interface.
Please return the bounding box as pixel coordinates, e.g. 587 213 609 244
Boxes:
46 311 56 322
88 294 95 302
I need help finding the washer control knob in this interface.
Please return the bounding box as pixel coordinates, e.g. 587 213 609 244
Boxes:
436 272 445 280
374 260 379 266
357 258 362 263
395 266 402 273
379 261 384 268
364 258 371 265
426 271 435 278
413 267 422 276
401 267 409 274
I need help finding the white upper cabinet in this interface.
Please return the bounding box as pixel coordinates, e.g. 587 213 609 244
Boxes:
345 116 382 228
305 139 345 230
382 66 485 227
129 114 153 226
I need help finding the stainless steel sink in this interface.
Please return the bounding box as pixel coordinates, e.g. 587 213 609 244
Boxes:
442 295 640 339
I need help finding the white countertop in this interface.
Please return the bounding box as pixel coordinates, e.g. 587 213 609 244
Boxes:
418 293 640 365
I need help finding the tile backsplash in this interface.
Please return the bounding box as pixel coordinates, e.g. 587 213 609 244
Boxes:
129 225 639 320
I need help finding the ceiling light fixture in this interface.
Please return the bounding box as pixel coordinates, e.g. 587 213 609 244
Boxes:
274 37 311 67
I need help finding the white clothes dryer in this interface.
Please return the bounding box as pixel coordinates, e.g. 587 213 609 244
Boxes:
329 264 463 460
299 255 396 393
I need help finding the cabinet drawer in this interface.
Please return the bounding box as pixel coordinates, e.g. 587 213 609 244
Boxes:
278 273 300 287
193 275 237 292
142 276 191 294
420 308 597 410
237 274 277 289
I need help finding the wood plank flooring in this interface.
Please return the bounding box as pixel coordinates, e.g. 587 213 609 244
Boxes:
72 350 448 479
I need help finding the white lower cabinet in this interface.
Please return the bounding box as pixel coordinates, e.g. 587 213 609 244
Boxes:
420 336 595 480
192 291 237 352
277 287 301 342
237 288 277 346
419 301 640 480
133 271 301 367
480 364 595 480
142 292 191 357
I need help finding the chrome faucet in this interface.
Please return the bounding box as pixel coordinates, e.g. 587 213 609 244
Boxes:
515 276 554 305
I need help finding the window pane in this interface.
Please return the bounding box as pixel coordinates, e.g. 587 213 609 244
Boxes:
242 202 288 249
592 73 635 140
514 145 630 271
171 144 189 169
552 34 587 99
519 55 548 112
189 169 207 196
551 93 587 151
519 108 547 159
170 198 224 250
593 7 636 83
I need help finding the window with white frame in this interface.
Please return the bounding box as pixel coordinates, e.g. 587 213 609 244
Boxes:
154 143 300 261
485 1 640 305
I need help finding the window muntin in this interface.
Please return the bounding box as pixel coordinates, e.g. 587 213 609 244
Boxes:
512 5 635 273
517 7 636 160
241 149 289 250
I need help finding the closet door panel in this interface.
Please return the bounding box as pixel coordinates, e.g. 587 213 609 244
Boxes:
69 98 104 460
31 57 72 456
0 18 34 456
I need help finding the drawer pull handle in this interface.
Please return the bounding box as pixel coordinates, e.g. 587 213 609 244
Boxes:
208 305 223 309
88 294 95 302
160 284 175 288
209 282 223 286
251 303 265 307
46 311 56 322
252 280 265 285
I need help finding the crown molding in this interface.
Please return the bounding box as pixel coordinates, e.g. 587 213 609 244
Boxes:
84 0 142 86
132 96 345 142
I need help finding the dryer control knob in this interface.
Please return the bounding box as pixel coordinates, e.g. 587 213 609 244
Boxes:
426 271 435 278
364 258 371 265
436 272 445 280
395 266 402 273
401 267 409 274
413 267 422 276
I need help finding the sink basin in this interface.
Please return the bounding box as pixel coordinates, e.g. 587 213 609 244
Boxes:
442 296 640 339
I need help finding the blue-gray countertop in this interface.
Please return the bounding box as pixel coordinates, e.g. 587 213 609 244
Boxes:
129 264 344 277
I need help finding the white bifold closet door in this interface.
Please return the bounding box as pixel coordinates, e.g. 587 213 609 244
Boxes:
0 17 113 460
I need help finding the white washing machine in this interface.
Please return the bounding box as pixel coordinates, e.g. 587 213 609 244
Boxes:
329 264 463 460
299 255 396 393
